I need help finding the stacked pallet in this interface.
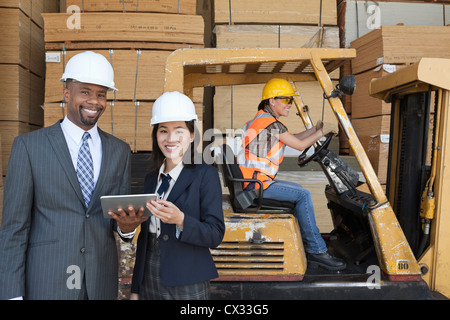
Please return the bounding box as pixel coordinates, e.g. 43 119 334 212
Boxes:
349 24 450 184
337 0 449 155
0 0 59 176
211 0 340 134
43 0 205 152
66 0 197 14
214 0 337 25
338 0 450 49
351 26 450 75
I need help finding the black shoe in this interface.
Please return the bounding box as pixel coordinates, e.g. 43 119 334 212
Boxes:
308 252 347 271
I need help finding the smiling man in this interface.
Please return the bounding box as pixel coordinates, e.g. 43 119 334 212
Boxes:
64 81 107 129
0 51 147 300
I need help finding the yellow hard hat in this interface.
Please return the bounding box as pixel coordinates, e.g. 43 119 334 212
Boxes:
261 78 296 100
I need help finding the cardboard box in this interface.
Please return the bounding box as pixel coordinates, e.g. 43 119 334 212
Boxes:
0 0 59 28
213 25 339 49
351 115 391 138
0 121 40 175
42 12 204 45
359 134 389 184
351 64 404 119
0 65 44 125
65 0 196 14
338 0 449 48
214 0 337 25
351 25 450 74
0 8 45 77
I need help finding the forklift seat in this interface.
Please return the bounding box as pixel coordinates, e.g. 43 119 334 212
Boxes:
220 144 295 213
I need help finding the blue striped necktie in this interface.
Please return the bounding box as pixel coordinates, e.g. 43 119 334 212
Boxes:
77 132 94 207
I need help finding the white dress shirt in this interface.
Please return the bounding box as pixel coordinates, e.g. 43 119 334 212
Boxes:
150 161 184 237
60 116 102 185
60 117 132 240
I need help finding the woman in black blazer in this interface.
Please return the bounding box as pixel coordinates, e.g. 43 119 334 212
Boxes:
130 92 225 300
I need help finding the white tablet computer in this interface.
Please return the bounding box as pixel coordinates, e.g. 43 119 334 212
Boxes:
100 194 157 219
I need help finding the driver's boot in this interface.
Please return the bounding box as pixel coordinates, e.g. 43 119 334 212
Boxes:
307 251 347 271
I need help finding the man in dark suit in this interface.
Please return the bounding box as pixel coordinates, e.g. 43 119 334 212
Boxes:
0 51 147 300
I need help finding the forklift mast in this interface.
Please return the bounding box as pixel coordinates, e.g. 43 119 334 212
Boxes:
370 58 450 297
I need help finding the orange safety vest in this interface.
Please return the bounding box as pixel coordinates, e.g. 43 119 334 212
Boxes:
237 110 286 190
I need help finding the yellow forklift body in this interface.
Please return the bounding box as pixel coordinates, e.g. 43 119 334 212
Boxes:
370 57 450 297
163 47 421 281
211 213 306 281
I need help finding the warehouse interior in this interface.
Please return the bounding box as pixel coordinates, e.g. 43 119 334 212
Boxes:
0 0 449 299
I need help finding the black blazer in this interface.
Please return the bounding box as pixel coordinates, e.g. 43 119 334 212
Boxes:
131 164 225 291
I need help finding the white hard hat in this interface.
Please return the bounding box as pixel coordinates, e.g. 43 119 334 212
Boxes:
60 51 117 91
151 91 198 125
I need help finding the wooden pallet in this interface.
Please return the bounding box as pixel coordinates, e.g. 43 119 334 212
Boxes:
65 0 197 15
42 12 205 45
351 25 450 74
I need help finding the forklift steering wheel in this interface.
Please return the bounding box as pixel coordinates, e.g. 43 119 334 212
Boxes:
297 133 334 167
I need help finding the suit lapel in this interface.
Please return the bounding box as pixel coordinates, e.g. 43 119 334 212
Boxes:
167 166 194 204
47 121 85 206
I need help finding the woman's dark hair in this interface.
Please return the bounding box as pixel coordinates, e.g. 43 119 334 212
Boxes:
258 99 270 110
149 120 198 173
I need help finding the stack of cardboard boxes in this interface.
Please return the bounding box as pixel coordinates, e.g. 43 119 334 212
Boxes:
338 0 450 186
350 25 450 184
0 0 59 177
42 0 205 152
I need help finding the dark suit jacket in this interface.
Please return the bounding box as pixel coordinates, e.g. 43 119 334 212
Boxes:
131 164 225 291
0 120 131 300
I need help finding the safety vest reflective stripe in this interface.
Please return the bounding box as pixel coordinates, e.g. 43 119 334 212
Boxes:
238 110 286 190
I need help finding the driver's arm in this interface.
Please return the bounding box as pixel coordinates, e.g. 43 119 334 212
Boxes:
277 127 323 151
292 126 319 140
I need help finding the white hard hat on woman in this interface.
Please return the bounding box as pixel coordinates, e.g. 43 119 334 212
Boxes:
150 91 198 125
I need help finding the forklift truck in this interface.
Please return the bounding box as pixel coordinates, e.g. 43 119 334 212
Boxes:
370 58 450 298
161 48 444 299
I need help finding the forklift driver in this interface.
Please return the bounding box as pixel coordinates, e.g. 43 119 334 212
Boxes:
237 78 346 271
